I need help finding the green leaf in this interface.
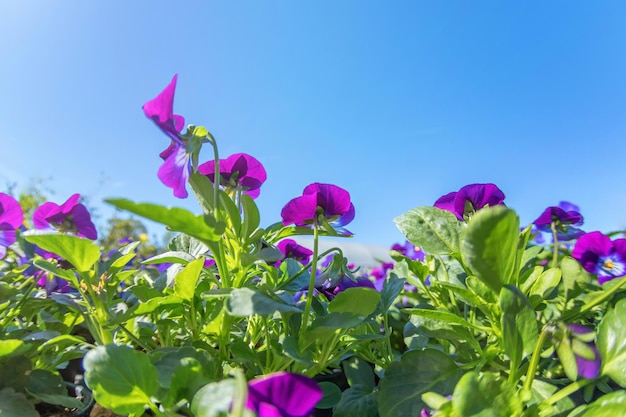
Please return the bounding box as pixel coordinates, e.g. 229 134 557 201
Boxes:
241 193 261 243
0 388 39 417
174 257 205 301
143 251 195 265
0 355 31 392
528 267 561 306
190 379 236 417
188 170 218 215
27 369 83 409
24 232 100 272
597 298 626 387
377 349 462 417
377 273 405 314
450 371 522 416
394 206 461 255
461 206 520 293
574 391 626 417
0 339 27 359
342 356 375 390
334 385 378 417
105 199 224 243
328 287 381 317
499 285 538 368
561 256 593 300
83 344 159 415
317 381 342 409
302 313 364 347
227 288 301 316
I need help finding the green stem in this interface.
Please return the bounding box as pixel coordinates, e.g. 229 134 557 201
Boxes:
523 326 552 392
562 274 626 322
551 222 559 268
545 378 594 406
301 219 320 332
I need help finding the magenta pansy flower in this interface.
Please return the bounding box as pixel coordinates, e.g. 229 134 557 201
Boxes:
277 239 313 264
0 193 24 258
572 231 626 285
142 74 191 198
198 153 267 199
281 183 355 234
434 183 505 221
533 201 584 240
245 372 322 417
567 324 601 379
33 194 97 240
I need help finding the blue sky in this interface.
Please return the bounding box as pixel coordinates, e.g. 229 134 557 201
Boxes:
2 1 626 246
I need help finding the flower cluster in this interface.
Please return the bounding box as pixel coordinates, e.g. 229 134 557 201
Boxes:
4 75 626 417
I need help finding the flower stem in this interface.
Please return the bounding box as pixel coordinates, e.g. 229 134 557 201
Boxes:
523 325 552 393
545 378 594 406
301 219 320 332
562 274 626 322
551 222 560 267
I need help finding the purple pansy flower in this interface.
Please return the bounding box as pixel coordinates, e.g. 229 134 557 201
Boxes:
198 153 267 199
246 372 322 417
391 240 425 261
572 231 626 285
567 324 601 379
533 201 584 241
143 74 191 198
281 183 355 235
277 239 313 265
434 183 505 221
0 193 24 258
33 194 97 240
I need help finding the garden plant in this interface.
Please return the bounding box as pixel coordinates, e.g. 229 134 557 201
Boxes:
1 74 626 417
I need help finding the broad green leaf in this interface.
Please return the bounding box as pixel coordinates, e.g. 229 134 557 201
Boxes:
377 273 405 314
573 391 626 417
328 287 381 317
152 347 217 390
190 379 236 417
377 349 462 417
27 369 83 409
188 171 218 215
499 285 538 368
451 371 522 416
105 199 224 243
227 288 301 316
174 257 205 301
240 193 261 243
0 355 31 391
529 267 561 306
302 313 364 347
394 206 461 255
317 381 342 409
0 339 26 359
334 385 378 417
461 206 520 293
561 256 593 300
143 251 195 265
405 312 479 349
0 388 39 417
83 344 159 415
342 356 375 390
24 232 100 272
597 298 626 387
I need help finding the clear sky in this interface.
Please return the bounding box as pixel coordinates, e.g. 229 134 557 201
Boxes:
2 1 626 247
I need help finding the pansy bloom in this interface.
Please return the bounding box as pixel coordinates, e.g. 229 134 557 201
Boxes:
276 239 313 265
572 231 626 285
533 201 584 240
0 193 24 258
391 240 425 261
33 194 97 240
281 183 355 235
198 153 267 199
434 183 505 221
245 372 322 417
143 74 190 198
